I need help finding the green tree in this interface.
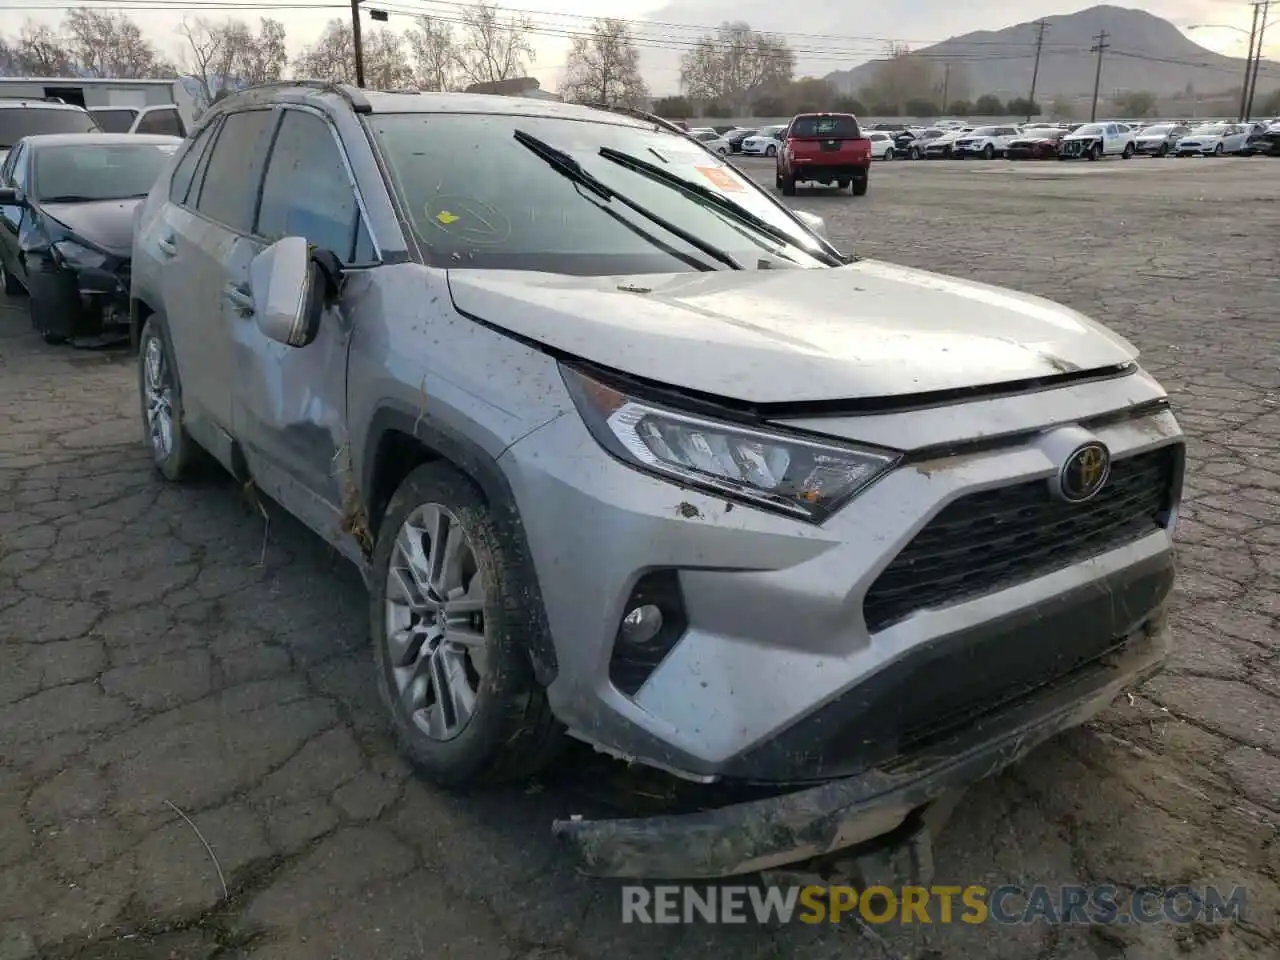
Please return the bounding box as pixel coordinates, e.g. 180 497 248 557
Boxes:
653 95 692 117
973 93 1004 114
947 99 972 115
1113 90 1157 118
1050 95 1075 120
1005 96 1040 117
904 98 939 117
832 95 866 114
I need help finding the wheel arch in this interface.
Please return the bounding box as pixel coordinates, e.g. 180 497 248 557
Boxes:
361 403 559 683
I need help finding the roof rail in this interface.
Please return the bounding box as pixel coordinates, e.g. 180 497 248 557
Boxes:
213 80 374 114
583 102 690 138
0 95 69 104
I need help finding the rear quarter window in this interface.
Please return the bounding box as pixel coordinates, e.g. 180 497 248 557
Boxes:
789 115 861 139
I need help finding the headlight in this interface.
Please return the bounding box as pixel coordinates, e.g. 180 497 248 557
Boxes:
51 239 109 270
561 365 900 522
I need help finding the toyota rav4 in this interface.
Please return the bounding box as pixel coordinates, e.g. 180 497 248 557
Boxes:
131 82 1183 882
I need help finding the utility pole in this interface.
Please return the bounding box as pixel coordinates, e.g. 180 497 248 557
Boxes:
1246 0 1270 120
1027 18 1048 120
1240 1 1261 120
1089 31 1109 121
941 62 951 111
350 0 366 87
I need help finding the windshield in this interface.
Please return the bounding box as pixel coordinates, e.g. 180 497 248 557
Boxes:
1140 124 1173 135
1072 124 1105 136
790 115 860 138
34 141 179 201
89 108 139 133
969 127 999 136
1189 125 1227 135
367 113 831 276
0 107 99 148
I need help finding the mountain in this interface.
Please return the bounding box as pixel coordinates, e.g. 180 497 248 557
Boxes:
823 6 1278 99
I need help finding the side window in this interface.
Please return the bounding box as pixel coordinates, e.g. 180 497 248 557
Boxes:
195 109 278 233
0 146 14 185
256 109 366 262
169 120 218 206
137 108 185 137
10 144 29 191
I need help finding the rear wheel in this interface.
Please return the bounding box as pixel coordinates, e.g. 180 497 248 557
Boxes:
1122 142 1134 159
781 174 797 196
882 148 893 161
909 147 921 160
852 176 868 196
138 316 206 481
765 144 777 157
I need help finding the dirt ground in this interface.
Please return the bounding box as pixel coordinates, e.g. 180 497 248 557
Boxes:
1 155 1277 960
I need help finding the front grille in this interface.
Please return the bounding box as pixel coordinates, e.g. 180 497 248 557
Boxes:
863 445 1178 632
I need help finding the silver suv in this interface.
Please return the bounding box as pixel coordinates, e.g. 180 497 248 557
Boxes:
131 82 1184 881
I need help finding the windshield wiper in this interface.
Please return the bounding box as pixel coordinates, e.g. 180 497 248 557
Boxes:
597 146 846 267
39 194 99 203
512 129 740 271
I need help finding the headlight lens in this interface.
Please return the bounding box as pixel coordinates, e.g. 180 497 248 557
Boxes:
52 239 109 270
562 366 900 522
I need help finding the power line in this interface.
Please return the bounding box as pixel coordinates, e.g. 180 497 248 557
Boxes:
1089 30 1109 121
1027 18 1048 119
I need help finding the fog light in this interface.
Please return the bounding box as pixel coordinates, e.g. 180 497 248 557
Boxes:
620 604 664 646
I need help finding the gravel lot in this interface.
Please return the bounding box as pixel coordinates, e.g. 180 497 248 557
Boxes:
1 157 1278 960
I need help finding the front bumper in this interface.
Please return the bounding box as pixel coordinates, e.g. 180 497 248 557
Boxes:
26 253 130 340
500 368 1182 788
554 605 1169 878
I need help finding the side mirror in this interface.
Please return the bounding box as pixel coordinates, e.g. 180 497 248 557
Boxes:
248 236 337 348
0 186 24 205
796 210 827 238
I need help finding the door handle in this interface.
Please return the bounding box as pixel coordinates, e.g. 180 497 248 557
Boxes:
224 283 254 313
156 235 177 257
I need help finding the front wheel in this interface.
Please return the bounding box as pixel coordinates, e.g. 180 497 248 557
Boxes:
1122 143 1134 159
1086 144 1099 161
138 316 205 481
982 144 995 160
1158 143 1168 157
371 462 562 787
882 149 893 161
909 147 921 160
1214 143 1224 156
765 144 777 157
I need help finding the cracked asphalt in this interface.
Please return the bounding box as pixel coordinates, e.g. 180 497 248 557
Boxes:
1 156 1278 960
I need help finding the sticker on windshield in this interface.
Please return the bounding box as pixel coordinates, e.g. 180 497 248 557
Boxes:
436 210 460 224
694 165 745 192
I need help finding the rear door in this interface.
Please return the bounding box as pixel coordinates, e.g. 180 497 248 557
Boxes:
229 105 377 540
160 108 279 435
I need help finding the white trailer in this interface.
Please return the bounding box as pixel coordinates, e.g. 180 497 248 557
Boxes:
0 78 196 130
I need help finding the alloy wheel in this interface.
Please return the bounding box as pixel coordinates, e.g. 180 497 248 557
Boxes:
142 336 174 462
384 503 488 741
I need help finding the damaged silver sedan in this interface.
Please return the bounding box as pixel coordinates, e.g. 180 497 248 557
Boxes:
129 82 1183 882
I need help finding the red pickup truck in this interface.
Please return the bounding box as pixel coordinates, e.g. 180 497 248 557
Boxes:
776 113 872 197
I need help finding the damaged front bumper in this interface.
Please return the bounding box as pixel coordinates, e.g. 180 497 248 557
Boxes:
27 251 130 341
553 611 1167 880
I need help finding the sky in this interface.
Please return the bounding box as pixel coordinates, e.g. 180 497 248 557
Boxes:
5 0 1277 95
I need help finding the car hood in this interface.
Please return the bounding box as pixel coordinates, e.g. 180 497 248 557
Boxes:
42 198 141 256
446 261 1138 404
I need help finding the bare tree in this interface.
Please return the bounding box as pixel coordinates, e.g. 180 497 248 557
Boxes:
180 17 289 108
292 19 355 84
14 20 75 75
405 16 459 91
560 19 647 108
64 8 166 78
364 28 415 89
455 4 535 86
679 22 794 113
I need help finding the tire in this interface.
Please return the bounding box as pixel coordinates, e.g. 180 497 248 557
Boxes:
765 144 777 157
982 144 995 160
1122 143 1133 159
851 176 868 196
1158 143 1168 157
0 260 21 296
1087 144 1099 161
137 315 205 481
371 462 563 787
781 174 797 196
882 149 893 161
909 147 921 160
1214 143 1224 156
716 146 727 156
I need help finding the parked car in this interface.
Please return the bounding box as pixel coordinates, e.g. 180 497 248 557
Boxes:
953 125 1021 159
776 112 872 195
867 131 896 159
0 97 100 163
894 128 944 159
725 128 756 153
1253 120 1280 156
923 127 972 159
0 132 181 342
739 124 786 156
88 104 187 137
1005 127 1069 159
1174 123 1249 156
130 82 1184 883
1132 123 1188 157
689 129 730 155
1059 122 1136 160
1240 121 1270 154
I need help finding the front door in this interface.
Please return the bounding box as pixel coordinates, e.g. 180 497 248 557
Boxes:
228 106 372 554
0 143 27 284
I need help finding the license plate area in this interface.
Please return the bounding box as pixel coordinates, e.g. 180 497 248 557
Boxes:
820 139 842 152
